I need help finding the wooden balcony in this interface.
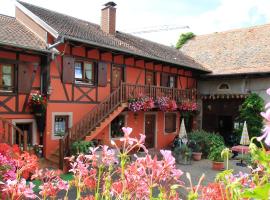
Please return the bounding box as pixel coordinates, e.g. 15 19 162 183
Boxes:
123 83 196 103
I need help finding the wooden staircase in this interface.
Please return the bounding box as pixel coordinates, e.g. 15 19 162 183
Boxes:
58 82 197 169
85 102 127 141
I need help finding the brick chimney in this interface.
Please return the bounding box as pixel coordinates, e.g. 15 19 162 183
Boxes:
101 2 117 34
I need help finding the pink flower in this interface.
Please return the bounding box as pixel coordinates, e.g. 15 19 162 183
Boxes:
257 127 270 146
1 178 36 199
261 109 270 121
122 127 133 136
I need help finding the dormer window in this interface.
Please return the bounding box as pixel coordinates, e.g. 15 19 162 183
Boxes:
218 83 230 91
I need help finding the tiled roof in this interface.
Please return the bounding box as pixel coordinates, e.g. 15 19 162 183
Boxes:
18 1 207 72
0 14 47 52
180 24 270 75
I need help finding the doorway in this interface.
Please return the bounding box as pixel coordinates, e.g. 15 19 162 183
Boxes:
15 123 33 146
218 115 233 144
144 114 156 148
111 65 124 91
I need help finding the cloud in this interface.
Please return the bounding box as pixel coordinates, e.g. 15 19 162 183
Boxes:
1 0 270 46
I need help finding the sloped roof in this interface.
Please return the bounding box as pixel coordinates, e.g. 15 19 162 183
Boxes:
180 24 270 75
0 14 47 52
17 1 208 72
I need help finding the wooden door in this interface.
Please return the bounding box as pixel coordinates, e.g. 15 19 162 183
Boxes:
144 114 156 148
111 65 123 91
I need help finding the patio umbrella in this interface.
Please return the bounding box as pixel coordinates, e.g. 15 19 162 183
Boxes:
237 121 250 167
240 121 250 145
179 118 188 143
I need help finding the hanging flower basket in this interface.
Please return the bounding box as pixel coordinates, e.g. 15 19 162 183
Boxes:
28 91 47 133
156 97 177 112
128 96 154 112
179 101 198 112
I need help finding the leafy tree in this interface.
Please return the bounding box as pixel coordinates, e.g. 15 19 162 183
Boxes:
238 93 264 139
175 32 195 49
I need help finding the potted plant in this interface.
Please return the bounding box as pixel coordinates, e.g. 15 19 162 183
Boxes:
208 145 225 170
173 143 192 165
189 140 202 161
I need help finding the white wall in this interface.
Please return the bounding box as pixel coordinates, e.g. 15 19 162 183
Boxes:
198 76 270 103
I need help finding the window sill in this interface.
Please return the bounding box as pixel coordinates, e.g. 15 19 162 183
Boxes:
0 90 16 95
111 136 124 140
75 82 96 87
164 131 177 135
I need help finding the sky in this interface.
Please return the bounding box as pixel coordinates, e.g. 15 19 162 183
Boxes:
1 0 270 46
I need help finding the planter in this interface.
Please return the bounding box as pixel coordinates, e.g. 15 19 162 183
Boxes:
212 161 224 170
192 152 202 161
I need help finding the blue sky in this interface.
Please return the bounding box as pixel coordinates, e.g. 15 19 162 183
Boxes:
1 0 269 45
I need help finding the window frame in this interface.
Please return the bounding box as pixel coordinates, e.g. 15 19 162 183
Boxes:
164 112 177 134
168 75 177 88
74 60 96 85
217 82 231 92
0 63 15 93
51 112 73 140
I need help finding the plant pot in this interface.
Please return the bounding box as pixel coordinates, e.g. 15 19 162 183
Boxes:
212 161 224 170
192 152 202 161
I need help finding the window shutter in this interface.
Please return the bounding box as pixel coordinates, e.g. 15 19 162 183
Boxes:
62 56 75 84
18 64 32 94
161 73 168 87
98 62 107 87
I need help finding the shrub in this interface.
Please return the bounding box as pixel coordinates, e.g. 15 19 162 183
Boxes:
176 32 195 49
189 130 225 157
71 140 94 155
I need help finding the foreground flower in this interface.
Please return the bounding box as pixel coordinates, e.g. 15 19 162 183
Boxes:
31 169 69 199
1 178 36 199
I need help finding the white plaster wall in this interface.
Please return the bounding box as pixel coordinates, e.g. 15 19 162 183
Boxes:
198 77 270 103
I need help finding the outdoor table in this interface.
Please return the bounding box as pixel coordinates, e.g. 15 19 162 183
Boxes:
231 145 249 167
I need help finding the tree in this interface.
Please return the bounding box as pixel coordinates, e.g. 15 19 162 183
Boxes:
175 32 195 49
238 93 264 139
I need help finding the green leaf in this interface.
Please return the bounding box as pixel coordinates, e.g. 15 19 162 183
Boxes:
241 183 270 200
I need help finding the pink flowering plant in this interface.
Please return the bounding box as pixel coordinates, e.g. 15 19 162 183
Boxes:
156 97 177 112
128 96 154 112
179 101 198 112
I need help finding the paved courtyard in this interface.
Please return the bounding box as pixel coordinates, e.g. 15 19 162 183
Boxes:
178 159 249 186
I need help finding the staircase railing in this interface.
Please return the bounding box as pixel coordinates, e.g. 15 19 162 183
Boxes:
59 82 197 169
0 116 28 151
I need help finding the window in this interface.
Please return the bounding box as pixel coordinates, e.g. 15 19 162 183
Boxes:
111 114 126 138
75 61 95 84
218 83 230 90
168 75 176 88
165 113 177 133
0 64 14 92
54 115 69 137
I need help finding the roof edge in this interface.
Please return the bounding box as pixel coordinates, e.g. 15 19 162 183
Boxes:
0 41 51 54
64 35 209 73
15 1 59 39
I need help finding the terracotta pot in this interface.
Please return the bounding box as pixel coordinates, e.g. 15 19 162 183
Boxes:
192 152 202 161
212 161 224 170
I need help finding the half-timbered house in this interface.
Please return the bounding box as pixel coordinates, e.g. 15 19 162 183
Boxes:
1 1 208 167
